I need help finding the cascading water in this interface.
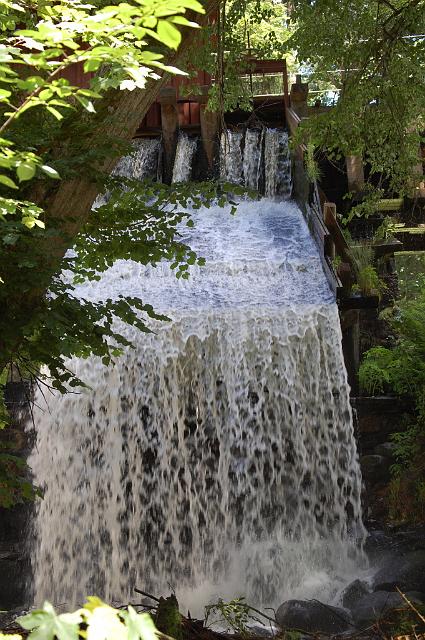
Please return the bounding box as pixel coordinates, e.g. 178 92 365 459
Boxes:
265 129 291 199
29 132 365 615
93 137 161 208
243 129 264 191
114 137 161 182
172 133 198 183
220 131 243 185
220 128 291 199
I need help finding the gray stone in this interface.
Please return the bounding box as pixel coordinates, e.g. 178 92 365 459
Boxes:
374 442 396 457
275 599 352 634
373 550 425 593
342 579 370 609
351 590 424 629
360 455 391 485
247 625 277 637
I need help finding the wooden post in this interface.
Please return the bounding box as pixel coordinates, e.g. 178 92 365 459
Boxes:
341 309 360 395
198 86 218 169
290 74 309 119
283 59 289 108
158 87 178 184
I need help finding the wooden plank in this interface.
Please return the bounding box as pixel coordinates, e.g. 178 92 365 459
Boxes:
376 198 404 212
190 101 200 125
146 103 160 128
323 202 352 264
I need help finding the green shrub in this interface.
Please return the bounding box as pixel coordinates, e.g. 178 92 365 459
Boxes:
0 598 158 640
359 287 425 522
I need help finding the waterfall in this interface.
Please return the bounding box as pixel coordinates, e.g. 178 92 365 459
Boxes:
220 128 291 198
220 131 244 185
264 129 291 198
114 137 161 181
172 133 197 183
29 195 365 614
243 129 264 191
93 138 161 208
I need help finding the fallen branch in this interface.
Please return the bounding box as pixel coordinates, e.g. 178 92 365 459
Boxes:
396 588 425 625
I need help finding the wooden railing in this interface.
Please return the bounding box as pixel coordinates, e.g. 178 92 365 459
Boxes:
286 106 352 298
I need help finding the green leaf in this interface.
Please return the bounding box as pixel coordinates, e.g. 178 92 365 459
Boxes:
0 174 18 189
46 106 64 120
123 608 157 640
181 0 204 12
156 20 182 49
0 88 11 101
17 602 81 640
41 165 60 179
17 162 36 182
168 16 199 28
84 605 127 640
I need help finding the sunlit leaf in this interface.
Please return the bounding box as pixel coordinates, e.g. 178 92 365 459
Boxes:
17 162 36 182
156 20 181 49
0 174 18 189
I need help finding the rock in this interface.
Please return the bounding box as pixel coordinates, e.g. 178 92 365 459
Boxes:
373 550 425 593
275 599 352 634
374 442 396 457
360 455 391 486
342 579 370 609
351 590 424 629
0 607 27 629
247 625 277 637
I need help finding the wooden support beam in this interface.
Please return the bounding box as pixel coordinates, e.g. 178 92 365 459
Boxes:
290 75 309 119
323 202 352 264
159 88 178 183
200 104 219 169
346 155 365 193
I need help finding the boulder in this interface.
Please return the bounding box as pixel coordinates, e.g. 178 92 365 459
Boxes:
342 579 370 609
373 550 425 593
275 599 352 634
374 442 396 458
360 455 391 486
247 625 277 637
350 590 424 629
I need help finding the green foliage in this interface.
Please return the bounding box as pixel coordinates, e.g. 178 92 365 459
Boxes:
359 291 425 397
0 449 40 508
0 0 210 507
374 217 398 242
342 189 384 225
359 287 425 522
290 0 425 198
204 597 269 636
5 597 159 640
396 251 425 300
0 0 203 231
349 242 383 296
155 594 182 640
181 0 292 113
304 142 321 183
0 178 240 393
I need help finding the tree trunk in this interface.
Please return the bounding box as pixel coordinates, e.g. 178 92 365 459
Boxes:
0 0 219 372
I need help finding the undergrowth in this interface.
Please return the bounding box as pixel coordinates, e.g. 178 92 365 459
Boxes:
359 287 425 523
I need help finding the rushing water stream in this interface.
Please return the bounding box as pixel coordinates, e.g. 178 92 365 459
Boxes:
28 130 365 614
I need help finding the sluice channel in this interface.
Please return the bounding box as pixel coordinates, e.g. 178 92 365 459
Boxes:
28 130 366 613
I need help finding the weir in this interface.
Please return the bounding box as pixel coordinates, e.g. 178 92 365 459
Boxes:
28 132 365 614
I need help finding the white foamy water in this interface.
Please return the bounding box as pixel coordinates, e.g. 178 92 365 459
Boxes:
172 133 197 183
244 129 264 191
29 196 365 615
220 131 244 185
93 138 161 208
265 129 291 199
